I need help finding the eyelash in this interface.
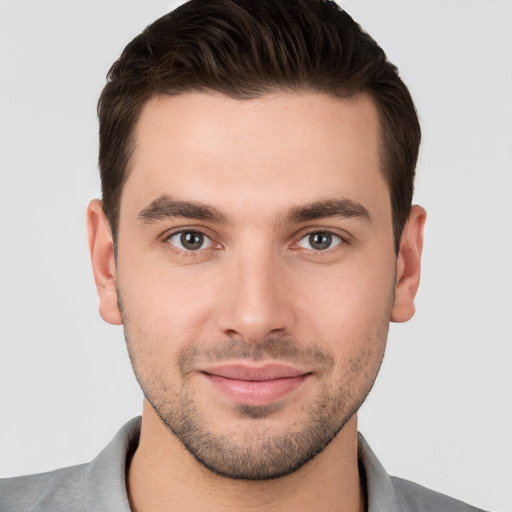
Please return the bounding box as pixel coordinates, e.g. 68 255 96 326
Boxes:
295 231 344 252
164 229 220 255
163 228 347 256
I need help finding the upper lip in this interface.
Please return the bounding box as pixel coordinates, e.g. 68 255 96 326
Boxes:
201 363 309 381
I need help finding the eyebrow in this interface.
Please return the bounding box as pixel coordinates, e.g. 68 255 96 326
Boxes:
286 198 371 223
137 195 371 225
137 195 229 224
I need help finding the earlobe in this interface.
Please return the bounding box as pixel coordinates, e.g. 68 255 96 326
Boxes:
87 199 123 325
391 205 426 323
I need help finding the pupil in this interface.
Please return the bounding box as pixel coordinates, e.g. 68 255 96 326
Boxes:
181 231 203 250
310 232 331 250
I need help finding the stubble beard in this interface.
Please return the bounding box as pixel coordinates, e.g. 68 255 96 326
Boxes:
152 379 372 480
122 323 388 481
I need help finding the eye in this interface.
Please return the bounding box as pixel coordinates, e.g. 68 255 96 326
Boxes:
166 230 214 251
297 231 343 251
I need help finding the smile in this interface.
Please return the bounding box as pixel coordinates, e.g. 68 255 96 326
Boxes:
200 363 311 406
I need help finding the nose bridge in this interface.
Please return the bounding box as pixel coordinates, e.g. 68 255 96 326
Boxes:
218 239 292 343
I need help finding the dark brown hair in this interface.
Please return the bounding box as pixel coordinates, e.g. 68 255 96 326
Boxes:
98 0 420 252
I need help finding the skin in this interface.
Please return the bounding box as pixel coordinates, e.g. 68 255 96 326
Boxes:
88 91 425 512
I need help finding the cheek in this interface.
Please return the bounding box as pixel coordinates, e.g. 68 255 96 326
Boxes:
293 259 395 337
289 263 394 388
117 259 221 347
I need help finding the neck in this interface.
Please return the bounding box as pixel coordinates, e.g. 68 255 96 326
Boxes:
127 400 365 512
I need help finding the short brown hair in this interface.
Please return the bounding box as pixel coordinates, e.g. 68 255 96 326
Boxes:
98 0 420 252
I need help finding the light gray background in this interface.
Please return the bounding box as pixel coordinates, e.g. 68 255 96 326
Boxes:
0 1 510 510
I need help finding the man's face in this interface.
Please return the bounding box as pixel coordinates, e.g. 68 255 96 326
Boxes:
92 92 414 479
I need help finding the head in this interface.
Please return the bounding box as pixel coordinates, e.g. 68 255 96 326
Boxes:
89 0 425 481
98 0 420 254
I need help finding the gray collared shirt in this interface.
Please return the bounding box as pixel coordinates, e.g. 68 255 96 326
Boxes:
0 417 486 511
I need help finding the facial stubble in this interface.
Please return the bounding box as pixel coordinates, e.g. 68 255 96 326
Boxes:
119 291 390 481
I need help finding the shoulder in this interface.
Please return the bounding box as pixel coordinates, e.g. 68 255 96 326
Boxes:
0 417 140 512
358 432 487 512
392 476 488 512
0 464 88 512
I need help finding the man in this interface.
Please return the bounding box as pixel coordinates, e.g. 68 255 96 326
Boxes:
0 1 487 510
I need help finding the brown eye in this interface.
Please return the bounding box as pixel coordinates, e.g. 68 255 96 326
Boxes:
298 231 342 251
167 230 212 251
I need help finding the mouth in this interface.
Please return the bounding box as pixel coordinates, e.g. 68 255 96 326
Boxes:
200 363 311 407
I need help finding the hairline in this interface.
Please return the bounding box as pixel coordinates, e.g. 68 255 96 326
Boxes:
110 87 399 247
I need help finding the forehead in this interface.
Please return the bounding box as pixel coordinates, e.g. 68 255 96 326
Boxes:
124 91 388 220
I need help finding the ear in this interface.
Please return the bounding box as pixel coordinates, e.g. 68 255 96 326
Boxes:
391 205 426 323
87 199 122 325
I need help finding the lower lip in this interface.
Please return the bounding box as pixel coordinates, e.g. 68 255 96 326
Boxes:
204 373 309 406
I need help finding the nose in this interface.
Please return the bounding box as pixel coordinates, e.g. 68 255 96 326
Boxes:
216 247 294 344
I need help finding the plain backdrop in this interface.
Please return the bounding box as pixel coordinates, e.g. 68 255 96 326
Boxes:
0 1 511 510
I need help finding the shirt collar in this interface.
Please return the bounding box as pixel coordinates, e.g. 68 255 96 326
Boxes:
84 418 403 511
358 432 404 512
84 417 140 511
